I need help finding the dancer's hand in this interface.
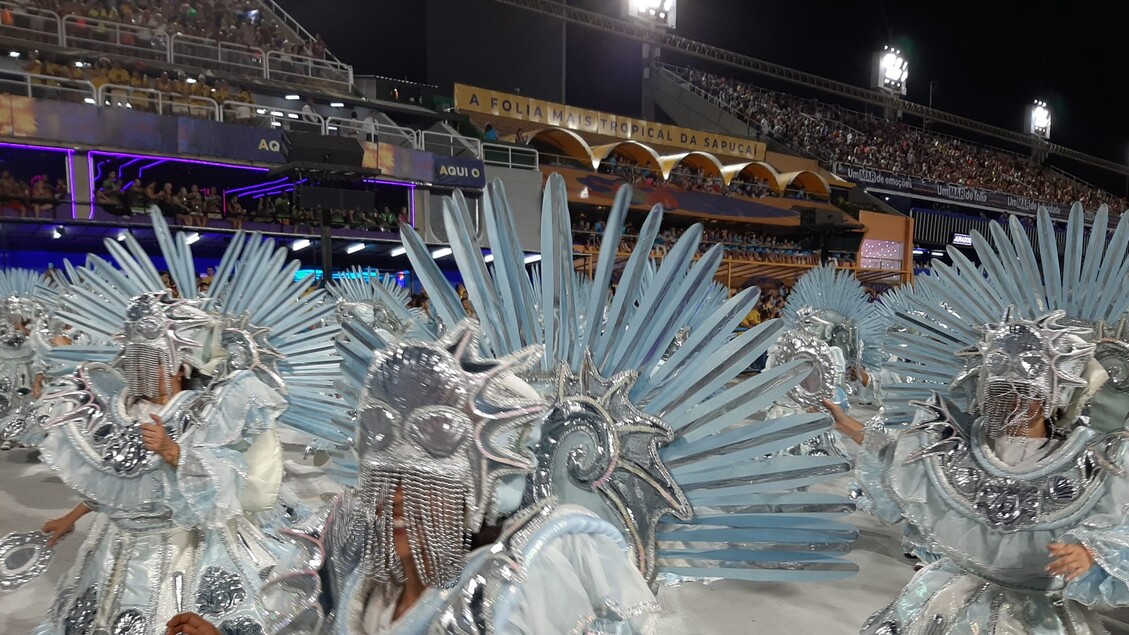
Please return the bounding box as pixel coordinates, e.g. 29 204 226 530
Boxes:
1047 543 1096 581
42 503 89 547
42 516 76 548
823 399 865 442
142 415 180 467
167 613 221 635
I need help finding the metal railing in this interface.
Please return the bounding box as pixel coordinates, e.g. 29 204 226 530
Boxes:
265 50 352 93
0 2 62 44
257 0 343 65
98 83 220 119
61 15 169 63
170 33 264 78
482 143 538 170
0 68 95 102
221 100 324 132
1 10 354 92
324 117 420 149
421 130 482 158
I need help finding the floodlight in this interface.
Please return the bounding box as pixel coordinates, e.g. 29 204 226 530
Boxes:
626 0 676 28
184 232 201 245
431 247 453 259
290 238 311 251
390 246 407 257
524 254 542 264
345 242 365 254
872 45 908 96
1026 100 1051 139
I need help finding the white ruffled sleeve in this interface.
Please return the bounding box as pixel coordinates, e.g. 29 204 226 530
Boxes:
166 371 287 528
499 511 659 635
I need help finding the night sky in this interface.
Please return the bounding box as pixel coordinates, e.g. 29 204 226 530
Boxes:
277 0 1126 169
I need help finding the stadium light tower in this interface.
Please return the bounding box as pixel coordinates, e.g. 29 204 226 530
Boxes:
1026 100 1052 139
871 45 908 97
626 0 677 29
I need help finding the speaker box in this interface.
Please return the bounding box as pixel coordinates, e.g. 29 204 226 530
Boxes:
282 131 365 167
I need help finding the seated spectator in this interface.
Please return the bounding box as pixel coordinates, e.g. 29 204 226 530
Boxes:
483 124 498 141
184 184 205 226
96 170 131 217
204 186 222 222
29 176 56 218
0 170 29 216
227 195 246 229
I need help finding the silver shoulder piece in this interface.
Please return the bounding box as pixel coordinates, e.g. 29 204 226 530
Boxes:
430 501 559 635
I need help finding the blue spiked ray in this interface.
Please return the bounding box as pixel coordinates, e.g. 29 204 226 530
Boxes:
47 211 348 447
326 266 430 341
0 268 59 312
885 204 1129 423
782 265 888 371
401 173 858 585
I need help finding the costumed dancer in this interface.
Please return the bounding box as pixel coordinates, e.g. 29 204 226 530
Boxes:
170 176 863 634
0 268 62 449
0 211 343 635
397 177 861 589
765 266 889 458
833 205 1129 633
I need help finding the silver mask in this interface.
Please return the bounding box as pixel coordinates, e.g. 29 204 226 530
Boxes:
350 322 543 589
116 294 213 400
956 309 1094 438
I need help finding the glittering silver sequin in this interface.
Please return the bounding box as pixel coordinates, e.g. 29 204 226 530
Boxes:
64 585 98 635
195 567 247 616
110 610 147 635
219 617 264 635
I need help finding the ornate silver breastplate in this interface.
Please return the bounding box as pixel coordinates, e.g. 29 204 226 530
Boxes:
47 363 200 478
910 394 1120 532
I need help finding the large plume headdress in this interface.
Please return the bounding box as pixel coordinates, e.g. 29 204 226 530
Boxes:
883 204 1129 427
349 321 544 588
389 176 860 587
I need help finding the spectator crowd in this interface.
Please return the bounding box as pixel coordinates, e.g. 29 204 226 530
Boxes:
93 171 408 233
23 51 256 118
686 69 1127 213
572 218 827 266
11 0 331 60
0 170 70 217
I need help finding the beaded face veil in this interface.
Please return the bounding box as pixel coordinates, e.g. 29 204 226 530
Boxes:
351 323 544 589
955 310 1094 439
115 293 217 401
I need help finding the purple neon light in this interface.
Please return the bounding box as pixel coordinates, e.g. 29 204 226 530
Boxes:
0 141 75 153
86 150 96 220
0 142 78 219
236 178 307 200
137 160 169 180
88 151 271 172
227 177 289 196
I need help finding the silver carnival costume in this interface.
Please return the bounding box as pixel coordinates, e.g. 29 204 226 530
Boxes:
857 205 1129 634
0 268 61 448
767 266 889 458
396 177 860 587
241 176 862 635
3 212 343 635
261 321 659 635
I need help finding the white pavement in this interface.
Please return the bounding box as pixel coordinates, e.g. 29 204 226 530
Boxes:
3 425 1128 634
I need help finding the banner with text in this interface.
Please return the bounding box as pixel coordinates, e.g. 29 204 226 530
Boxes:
433 155 487 189
455 84 766 162
837 163 1067 217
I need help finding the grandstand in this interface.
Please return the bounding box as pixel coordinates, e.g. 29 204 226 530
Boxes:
1 0 1123 294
